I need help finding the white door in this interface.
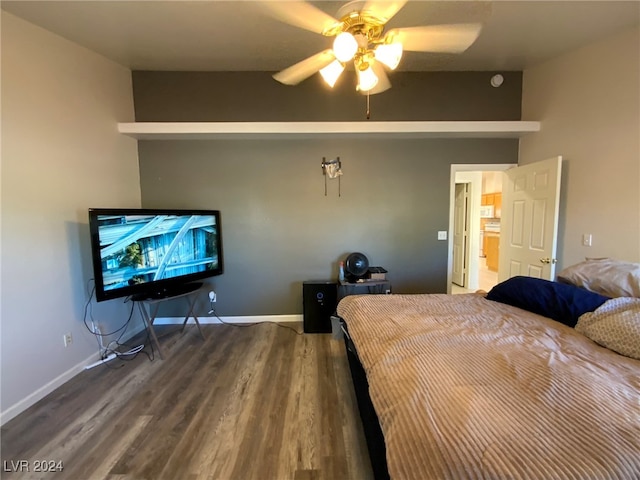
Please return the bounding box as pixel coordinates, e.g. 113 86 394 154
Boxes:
498 156 562 282
452 183 469 286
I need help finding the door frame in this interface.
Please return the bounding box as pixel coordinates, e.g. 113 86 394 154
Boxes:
452 182 470 287
447 163 516 293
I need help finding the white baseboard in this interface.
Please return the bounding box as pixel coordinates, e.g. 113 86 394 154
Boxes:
0 350 102 426
0 314 302 426
153 314 302 325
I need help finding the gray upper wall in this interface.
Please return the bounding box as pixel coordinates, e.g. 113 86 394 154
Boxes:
132 71 521 317
132 71 522 122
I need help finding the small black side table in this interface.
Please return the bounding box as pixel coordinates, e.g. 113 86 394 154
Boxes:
338 280 392 301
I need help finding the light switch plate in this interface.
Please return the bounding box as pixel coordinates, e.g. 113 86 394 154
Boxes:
437 231 447 240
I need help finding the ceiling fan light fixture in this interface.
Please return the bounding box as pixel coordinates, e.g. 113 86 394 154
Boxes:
319 60 345 88
356 64 379 92
269 1 485 101
374 42 403 70
333 32 358 62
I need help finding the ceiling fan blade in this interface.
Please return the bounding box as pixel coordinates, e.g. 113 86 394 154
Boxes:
361 0 408 23
388 23 482 53
359 62 392 95
273 50 335 85
261 1 338 35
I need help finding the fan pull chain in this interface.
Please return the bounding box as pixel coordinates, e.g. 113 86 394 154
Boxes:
366 92 371 120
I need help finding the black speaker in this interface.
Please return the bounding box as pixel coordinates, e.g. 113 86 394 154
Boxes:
303 281 338 334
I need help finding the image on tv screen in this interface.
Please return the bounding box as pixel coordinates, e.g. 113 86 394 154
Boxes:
96 213 220 292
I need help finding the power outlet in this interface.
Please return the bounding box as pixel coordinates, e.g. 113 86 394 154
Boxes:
63 332 73 347
209 290 217 303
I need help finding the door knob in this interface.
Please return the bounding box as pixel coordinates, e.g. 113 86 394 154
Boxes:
540 258 557 264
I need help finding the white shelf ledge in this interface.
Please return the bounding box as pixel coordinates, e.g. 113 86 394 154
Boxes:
118 121 540 140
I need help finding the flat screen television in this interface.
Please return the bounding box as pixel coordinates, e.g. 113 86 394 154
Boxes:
88 208 223 302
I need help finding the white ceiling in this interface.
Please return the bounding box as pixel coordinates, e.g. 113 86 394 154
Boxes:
2 1 639 72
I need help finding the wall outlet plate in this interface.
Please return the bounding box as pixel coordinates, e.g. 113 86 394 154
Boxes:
437 231 447 240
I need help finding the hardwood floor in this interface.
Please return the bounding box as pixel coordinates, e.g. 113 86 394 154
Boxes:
1 323 374 480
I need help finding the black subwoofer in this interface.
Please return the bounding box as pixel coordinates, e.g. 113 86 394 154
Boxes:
303 281 338 334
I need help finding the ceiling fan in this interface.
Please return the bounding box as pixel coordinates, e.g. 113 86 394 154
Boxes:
266 0 484 95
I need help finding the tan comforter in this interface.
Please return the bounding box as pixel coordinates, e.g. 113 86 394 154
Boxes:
337 293 640 480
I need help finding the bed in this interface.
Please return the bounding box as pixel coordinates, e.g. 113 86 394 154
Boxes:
336 262 640 480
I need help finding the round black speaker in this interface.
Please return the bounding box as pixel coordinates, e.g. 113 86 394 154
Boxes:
345 252 369 282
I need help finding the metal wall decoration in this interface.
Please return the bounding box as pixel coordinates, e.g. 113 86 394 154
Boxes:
321 157 342 196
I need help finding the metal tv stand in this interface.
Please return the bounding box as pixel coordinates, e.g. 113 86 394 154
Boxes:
132 282 206 360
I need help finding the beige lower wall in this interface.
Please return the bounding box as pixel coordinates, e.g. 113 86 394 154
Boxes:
520 26 640 269
1 12 140 422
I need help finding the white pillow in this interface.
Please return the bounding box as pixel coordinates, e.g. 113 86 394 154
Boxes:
557 258 640 298
575 297 640 360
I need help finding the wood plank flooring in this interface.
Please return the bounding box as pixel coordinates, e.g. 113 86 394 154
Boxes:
1 323 374 480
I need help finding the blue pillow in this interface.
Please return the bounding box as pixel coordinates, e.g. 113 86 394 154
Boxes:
486 276 610 327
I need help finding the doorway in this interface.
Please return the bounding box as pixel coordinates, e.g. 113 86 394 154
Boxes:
447 164 515 294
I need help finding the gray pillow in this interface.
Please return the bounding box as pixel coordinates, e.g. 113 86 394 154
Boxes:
557 258 640 298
